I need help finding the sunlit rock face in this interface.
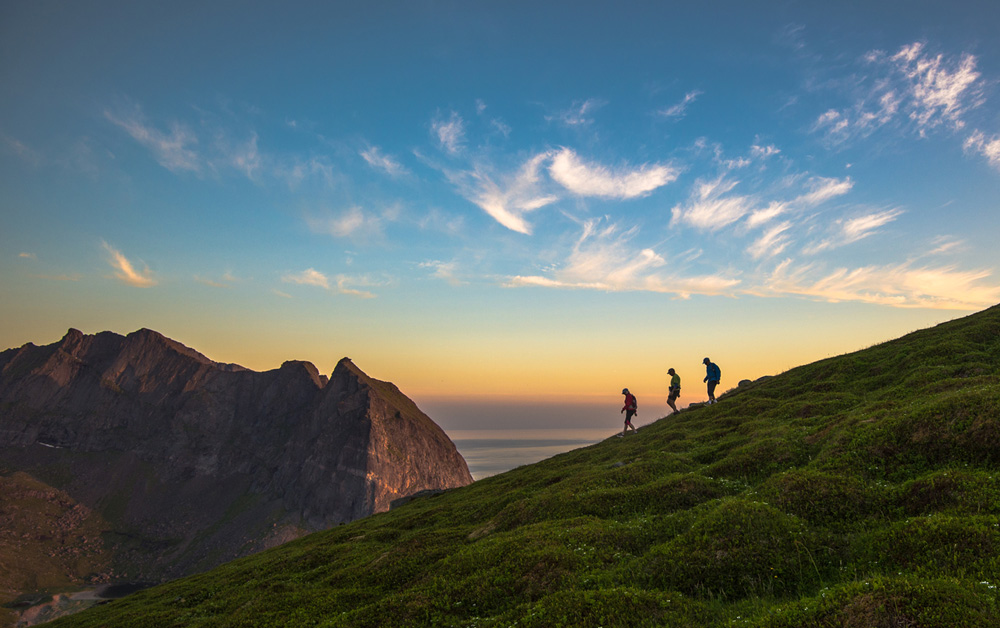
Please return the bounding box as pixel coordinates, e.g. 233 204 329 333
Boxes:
0 329 472 580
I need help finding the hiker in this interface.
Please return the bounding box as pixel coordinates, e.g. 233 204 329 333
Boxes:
620 388 637 436
667 368 681 414
703 357 721 404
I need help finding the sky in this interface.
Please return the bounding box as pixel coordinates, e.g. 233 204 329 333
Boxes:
2 1 1000 429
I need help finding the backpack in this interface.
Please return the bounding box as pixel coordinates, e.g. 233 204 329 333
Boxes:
627 393 637 411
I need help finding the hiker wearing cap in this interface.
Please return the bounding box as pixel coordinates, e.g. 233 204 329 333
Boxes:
667 368 681 414
703 358 721 404
620 388 637 436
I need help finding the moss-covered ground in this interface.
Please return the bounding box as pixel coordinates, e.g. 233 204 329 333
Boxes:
47 304 1000 627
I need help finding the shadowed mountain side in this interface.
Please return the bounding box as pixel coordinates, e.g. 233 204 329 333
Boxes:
37 303 1000 628
0 329 472 589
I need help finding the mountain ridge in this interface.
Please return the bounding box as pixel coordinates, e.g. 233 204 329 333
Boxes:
0 328 472 623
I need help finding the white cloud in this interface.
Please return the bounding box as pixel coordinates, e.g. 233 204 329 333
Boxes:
814 42 983 144
505 218 740 297
891 42 982 133
450 152 558 235
101 241 157 287
104 106 200 173
281 268 381 298
432 111 466 155
793 176 854 207
746 201 789 228
747 221 793 259
751 144 781 159
549 148 678 199
658 90 703 119
804 207 904 254
964 130 1000 171
19 252 36 259
360 145 409 177
759 258 1000 310
282 268 330 289
670 176 752 231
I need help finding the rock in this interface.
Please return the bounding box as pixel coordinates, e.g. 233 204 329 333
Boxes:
738 379 753 387
0 329 473 582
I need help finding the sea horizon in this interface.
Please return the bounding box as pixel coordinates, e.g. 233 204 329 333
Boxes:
447 427 627 480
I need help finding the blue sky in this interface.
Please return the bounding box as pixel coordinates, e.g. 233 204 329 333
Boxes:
2 1 999 425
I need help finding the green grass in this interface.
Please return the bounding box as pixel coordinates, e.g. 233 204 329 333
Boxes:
46 304 1000 627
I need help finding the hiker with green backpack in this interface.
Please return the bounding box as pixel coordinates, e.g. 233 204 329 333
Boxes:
667 368 681 414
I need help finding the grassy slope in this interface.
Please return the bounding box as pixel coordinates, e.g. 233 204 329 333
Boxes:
48 305 1000 627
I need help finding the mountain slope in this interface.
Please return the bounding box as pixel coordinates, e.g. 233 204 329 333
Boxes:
46 305 1000 627
0 329 472 597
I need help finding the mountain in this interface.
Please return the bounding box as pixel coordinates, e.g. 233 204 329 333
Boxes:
35 304 1000 628
0 328 472 617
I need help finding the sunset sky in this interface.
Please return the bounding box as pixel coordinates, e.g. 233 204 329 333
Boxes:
2 1 999 427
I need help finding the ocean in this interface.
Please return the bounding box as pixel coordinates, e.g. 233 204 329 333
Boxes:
447 428 618 480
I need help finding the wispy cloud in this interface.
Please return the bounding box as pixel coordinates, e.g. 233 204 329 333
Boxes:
670 176 752 231
890 42 983 133
449 152 559 235
420 260 465 286
282 268 329 289
759 258 999 310
505 218 740 297
335 275 377 299
548 99 605 127
281 268 379 298
195 271 239 288
2 133 42 166
360 145 409 177
964 130 1000 171
226 132 262 180
432 111 466 155
104 104 201 173
926 235 965 256
658 90 703 119
795 176 854 207
751 143 781 159
18 252 36 260
814 42 983 145
549 148 679 199
804 207 903 254
747 221 793 259
102 241 157 287
306 206 384 239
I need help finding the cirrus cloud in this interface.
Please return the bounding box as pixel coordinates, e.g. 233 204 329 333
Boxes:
102 241 157 287
549 148 679 199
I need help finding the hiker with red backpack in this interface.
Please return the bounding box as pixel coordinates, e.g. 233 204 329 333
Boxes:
620 388 638 436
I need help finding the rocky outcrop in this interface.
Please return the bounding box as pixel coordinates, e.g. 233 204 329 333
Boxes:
0 329 472 581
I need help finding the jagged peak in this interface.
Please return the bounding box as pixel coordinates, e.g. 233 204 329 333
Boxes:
279 360 325 388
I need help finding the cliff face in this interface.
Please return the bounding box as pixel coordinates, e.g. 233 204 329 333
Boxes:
0 329 472 581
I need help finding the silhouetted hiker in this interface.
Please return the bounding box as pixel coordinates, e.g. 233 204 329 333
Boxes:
667 368 681 414
620 388 637 436
703 357 721 404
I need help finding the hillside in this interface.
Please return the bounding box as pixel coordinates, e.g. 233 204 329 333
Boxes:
44 305 1000 627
